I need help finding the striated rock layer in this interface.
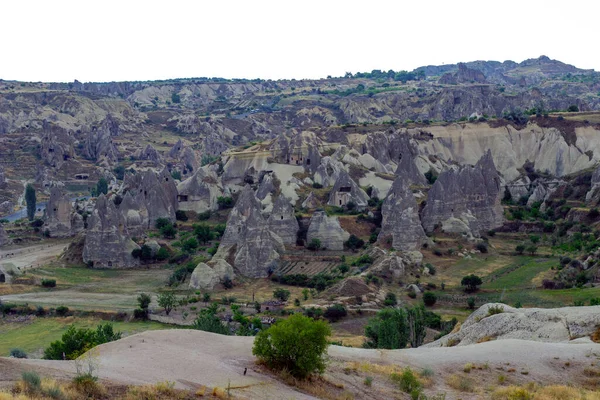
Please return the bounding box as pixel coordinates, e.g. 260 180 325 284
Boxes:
421 150 503 236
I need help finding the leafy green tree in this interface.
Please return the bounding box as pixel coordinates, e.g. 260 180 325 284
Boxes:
461 274 483 292
157 292 176 315
137 293 151 309
467 297 476 310
406 305 426 348
345 234 364 250
160 223 177 239
217 196 234 209
273 288 291 302
171 92 181 104
96 178 108 196
515 244 525 255
253 314 331 379
302 288 310 301
182 237 199 253
193 303 230 335
526 245 538 255
384 292 397 307
529 235 540 244
324 304 347 322
113 165 125 180
423 291 437 307
194 224 212 244
155 218 171 229
171 170 182 180
25 184 36 221
364 308 409 349
44 324 121 360
307 238 321 251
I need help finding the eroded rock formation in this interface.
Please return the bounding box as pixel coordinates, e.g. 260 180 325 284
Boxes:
306 210 349 251
267 195 299 245
421 150 503 236
83 194 140 268
379 177 426 251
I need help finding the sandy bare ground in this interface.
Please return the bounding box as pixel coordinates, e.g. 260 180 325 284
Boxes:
5 329 600 399
0 241 68 271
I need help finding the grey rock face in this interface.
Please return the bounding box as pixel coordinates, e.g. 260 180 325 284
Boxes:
44 187 78 237
421 150 503 236
267 195 299 245
270 131 322 173
176 168 224 213
118 191 147 237
0 166 6 189
220 185 263 246
439 63 488 85
378 177 426 251
189 259 235 290
327 169 370 209
83 195 140 268
0 223 9 247
301 192 321 209
137 144 162 164
306 210 349 251
40 122 74 169
314 157 344 187
83 116 120 164
586 164 600 205
122 168 178 226
234 209 285 278
426 304 600 347
256 171 277 200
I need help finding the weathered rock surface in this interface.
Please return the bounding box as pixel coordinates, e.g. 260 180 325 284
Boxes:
426 304 600 347
421 150 503 236
0 166 6 189
83 116 120 165
83 194 140 268
327 169 370 209
586 164 600 205
44 187 78 237
439 63 488 85
220 185 263 246
306 210 349 251
122 168 178 226
269 131 322 173
0 223 9 247
40 122 74 169
189 259 235 290
301 192 321 209
378 177 426 250
176 168 224 213
267 195 299 245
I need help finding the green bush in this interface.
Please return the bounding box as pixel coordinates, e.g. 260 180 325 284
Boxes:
175 210 188 221
253 314 331 379
193 303 230 335
384 292 397 307
10 348 27 358
307 238 321 251
157 292 176 315
56 306 69 316
273 288 291 301
461 274 482 292
423 291 437 307
324 304 347 322
391 368 422 394
41 279 56 288
21 371 41 393
217 196 234 209
44 323 121 360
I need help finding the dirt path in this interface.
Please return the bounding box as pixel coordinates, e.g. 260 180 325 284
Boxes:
6 330 600 399
0 241 69 271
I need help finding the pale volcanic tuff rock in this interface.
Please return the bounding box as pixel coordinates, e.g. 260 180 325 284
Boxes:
0 223 9 247
306 210 349 251
136 144 162 164
438 62 488 85
586 164 600 205
313 157 344 187
301 192 321 209
189 259 235 290
426 304 600 347
122 168 178 226
176 168 225 214
0 166 6 189
378 177 427 251
327 169 370 209
40 121 75 169
256 172 277 201
117 191 147 237
220 185 263 246
267 195 299 245
234 209 285 278
83 194 140 268
44 187 80 238
421 150 503 236
269 131 322 173
362 132 425 184
83 116 120 164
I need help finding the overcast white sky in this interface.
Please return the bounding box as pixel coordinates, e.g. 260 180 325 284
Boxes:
2 0 599 82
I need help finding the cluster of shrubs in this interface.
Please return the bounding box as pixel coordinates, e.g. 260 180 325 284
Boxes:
271 273 340 291
44 323 121 360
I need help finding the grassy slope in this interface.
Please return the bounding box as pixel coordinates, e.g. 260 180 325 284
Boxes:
0 317 172 358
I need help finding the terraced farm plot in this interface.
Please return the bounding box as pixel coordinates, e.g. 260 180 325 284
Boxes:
276 260 339 276
483 257 557 290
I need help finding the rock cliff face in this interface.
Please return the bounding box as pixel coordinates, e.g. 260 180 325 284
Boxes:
378 177 426 251
176 168 224 213
426 304 600 347
306 211 349 251
83 195 140 268
217 185 284 278
40 122 74 169
422 150 503 236
439 63 488 85
0 223 9 247
189 259 235 290
267 195 299 245
0 166 6 189
117 191 147 237
83 116 120 165
269 131 322 173
44 187 78 238
327 169 370 209
122 168 178 226
586 164 600 205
